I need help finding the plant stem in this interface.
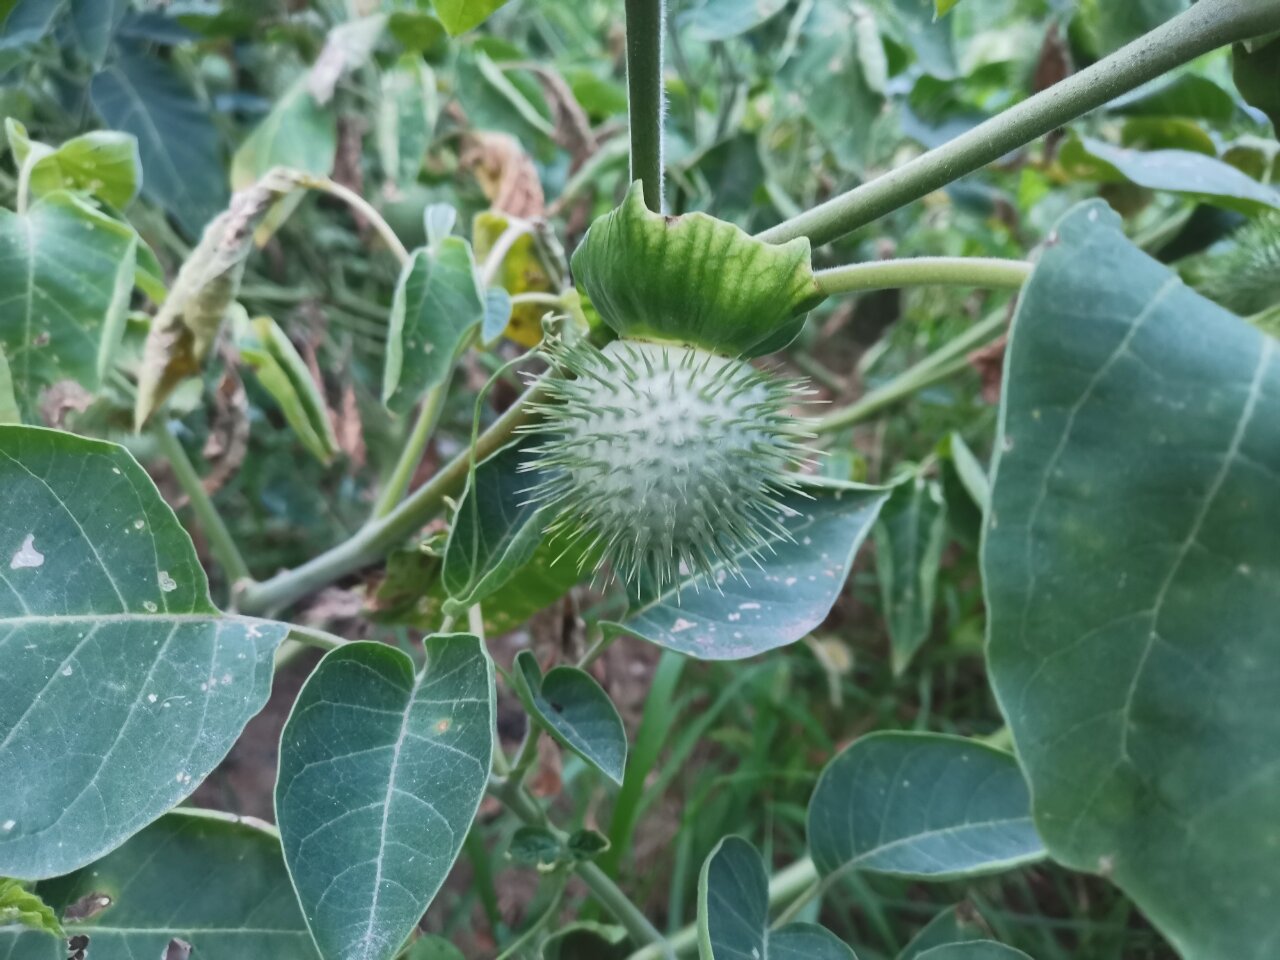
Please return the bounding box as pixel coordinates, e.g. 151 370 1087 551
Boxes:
152 422 252 590
625 0 666 211
816 257 1030 295
237 382 543 616
370 378 450 519
286 623 350 651
815 310 1006 435
494 779 671 955
296 174 411 266
758 0 1280 246
625 858 819 960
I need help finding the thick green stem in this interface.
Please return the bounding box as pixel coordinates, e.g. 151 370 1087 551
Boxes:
153 423 251 590
815 310 1007 435
370 379 449 519
758 0 1280 246
625 858 819 960
237 383 542 615
816 257 1030 295
625 0 666 211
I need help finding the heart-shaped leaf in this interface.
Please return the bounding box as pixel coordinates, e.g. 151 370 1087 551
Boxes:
807 732 1044 881
984 200 1280 960
0 426 288 880
607 482 887 659
0 811 319 958
571 183 823 357
698 836 855 960
0 192 136 418
276 636 495 960
383 239 485 415
513 651 627 785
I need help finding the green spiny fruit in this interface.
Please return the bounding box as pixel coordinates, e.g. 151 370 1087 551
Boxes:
521 337 815 591
1193 213 1280 317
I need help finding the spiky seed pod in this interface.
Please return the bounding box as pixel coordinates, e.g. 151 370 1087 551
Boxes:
521 337 815 591
1193 213 1280 316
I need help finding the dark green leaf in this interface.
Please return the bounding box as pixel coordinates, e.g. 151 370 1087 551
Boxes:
698 836 855 960
0 427 288 880
985 200 1280 960
406 936 465 960
875 475 947 674
383 239 484 415
807 732 1044 880
276 636 495 960
0 0 63 50
91 45 227 237
540 922 627 960
513 651 627 785
0 192 136 417
898 904 987 960
68 0 127 67
1233 37 1280 131
0 811 319 958
571 183 823 357
1110 73 1236 122
508 826 563 870
607 483 887 660
1063 136 1280 215
566 829 610 861
916 945 1032 960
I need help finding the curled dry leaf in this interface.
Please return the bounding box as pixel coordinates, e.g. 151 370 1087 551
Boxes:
134 170 300 430
462 131 546 218
968 334 1008 405
37 380 94 430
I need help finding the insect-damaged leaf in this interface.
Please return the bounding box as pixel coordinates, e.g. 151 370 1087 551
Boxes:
0 427 288 880
513 651 627 785
0 811 319 958
382 238 485 416
807 732 1044 882
698 836 855 960
606 482 887 660
134 170 298 430
0 192 136 419
984 201 1280 960
276 636 495 960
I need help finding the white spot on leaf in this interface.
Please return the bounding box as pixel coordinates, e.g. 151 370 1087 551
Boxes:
10 534 44 570
159 571 177 592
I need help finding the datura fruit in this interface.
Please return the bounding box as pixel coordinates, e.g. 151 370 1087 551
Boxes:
520 183 827 590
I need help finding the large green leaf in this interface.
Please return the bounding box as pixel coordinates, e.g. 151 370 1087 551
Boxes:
682 0 788 41
0 811 320 959
807 732 1044 881
69 0 128 68
984 200 1280 960
875 475 947 674
276 636 495 960
607 483 887 659
571 183 823 358
698 836 855 960
0 193 135 417
230 76 337 190
6 119 140 210
431 0 510 35
513 651 627 785
91 44 227 237
916 945 1032 960
382 239 485 416
1062 137 1280 215
0 427 288 880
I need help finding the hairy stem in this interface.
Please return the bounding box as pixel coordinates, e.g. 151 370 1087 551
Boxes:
758 0 1280 246
237 383 543 615
626 0 666 211
815 310 1007 435
816 257 1030 295
153 422 251 590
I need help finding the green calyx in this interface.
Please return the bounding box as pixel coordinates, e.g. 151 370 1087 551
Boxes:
570 183 825 358
522 337 815 592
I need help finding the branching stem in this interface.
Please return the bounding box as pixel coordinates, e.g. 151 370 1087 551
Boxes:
816 257 1030 295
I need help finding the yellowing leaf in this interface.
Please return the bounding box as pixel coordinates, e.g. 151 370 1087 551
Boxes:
473 210 553 347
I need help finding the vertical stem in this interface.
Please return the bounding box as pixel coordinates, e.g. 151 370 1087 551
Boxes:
152 422 252 590
625 0 666 211
370 379 449 519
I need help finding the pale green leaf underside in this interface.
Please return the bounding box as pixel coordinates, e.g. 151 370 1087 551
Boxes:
513 651 627 785
916 943 1032 960
571 182 823 358
0 811 319 959
807 732 1044 880
0 192 136 417
698 836 855 960
0 426 287 880
383 239 485 415
609 483 887 660
276 636 495 960
984 201 1280 960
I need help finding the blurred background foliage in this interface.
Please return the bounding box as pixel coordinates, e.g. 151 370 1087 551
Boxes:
1 0 1275 956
